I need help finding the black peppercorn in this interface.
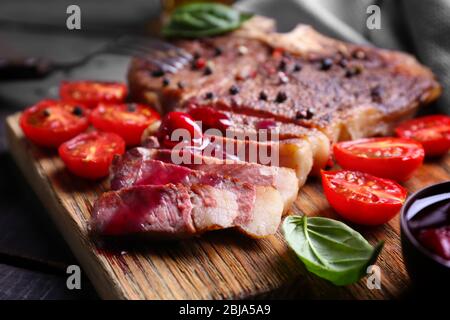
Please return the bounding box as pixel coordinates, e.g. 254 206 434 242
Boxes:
127 103 137 112
177 81 185 89
42 109 50 117
162 78 170 87
229 85 239 95
293 63 302 72
306 108 315 119
204 66 213 76
295 108 315 120
151 69 165 77
371 86 383 103
259 91 268 101
72 106 83 116
205 92 214 100
320 58 333 71
275 91 287 103
214 47 222 57
278 60 287 71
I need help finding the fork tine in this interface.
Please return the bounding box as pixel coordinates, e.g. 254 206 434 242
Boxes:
115 36 192 60
106 46 179 73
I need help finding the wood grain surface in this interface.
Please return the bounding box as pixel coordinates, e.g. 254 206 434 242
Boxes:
5 112 450 300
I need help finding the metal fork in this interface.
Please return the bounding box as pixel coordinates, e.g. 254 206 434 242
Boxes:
0 35 192 80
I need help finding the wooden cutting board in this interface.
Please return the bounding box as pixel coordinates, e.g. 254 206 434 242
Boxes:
5 112 450 299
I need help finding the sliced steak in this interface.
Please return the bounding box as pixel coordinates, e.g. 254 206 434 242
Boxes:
128 17 441 143
197 134 313 185
91 184 196 238
108 154 285 237
186 106 330 173
110 158 255 227
111 147 299 214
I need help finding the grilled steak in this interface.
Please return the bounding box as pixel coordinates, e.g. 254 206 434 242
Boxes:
129 16 441 144
110 147 299 214
103 153 284 237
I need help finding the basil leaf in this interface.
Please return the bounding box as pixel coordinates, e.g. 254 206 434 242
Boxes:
162 3 252 38
282 215 384 286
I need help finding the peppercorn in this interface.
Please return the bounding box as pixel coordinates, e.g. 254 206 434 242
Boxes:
162 78 170 87
229 85 239 95
203 66 213 76
214 47 222 57
151 69 164 77
320 58 333 71
371 86 383 103
72 106 83 116
192 57 206 70
295 108 315 120
205 92 214 100
275 91 287 103
42 109 50 117
278 60 287 71
293 63 302 72
259 91 268 101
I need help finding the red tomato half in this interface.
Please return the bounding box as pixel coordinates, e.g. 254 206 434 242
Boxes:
395 115 450 157
333 137 424 181
90 103 160 146
157 112 203 148
58 131 125 179
60 81 128 109
20 99 89 148
321 170 407 225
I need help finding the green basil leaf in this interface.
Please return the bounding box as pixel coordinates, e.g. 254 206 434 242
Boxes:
282 215 384 286
162 3 252 38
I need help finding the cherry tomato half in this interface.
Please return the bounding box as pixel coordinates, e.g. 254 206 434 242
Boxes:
157 111 203 148
90 103 160 146
20 99 89 148
58 131 125 180
60 81 128 109
321 170 407 225
395 115 450 157
333 137 424 181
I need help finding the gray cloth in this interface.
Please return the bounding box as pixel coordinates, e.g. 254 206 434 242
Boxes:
236 0 450 113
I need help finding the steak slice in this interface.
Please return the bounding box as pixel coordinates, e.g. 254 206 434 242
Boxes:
91 184 196 238
111 147 299 214
109 157 255 226
107 154 285 237
198 134 313 185
186 106 330 173
128 16 441 143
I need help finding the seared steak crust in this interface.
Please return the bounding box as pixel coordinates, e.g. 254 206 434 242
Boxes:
128 17 441 142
